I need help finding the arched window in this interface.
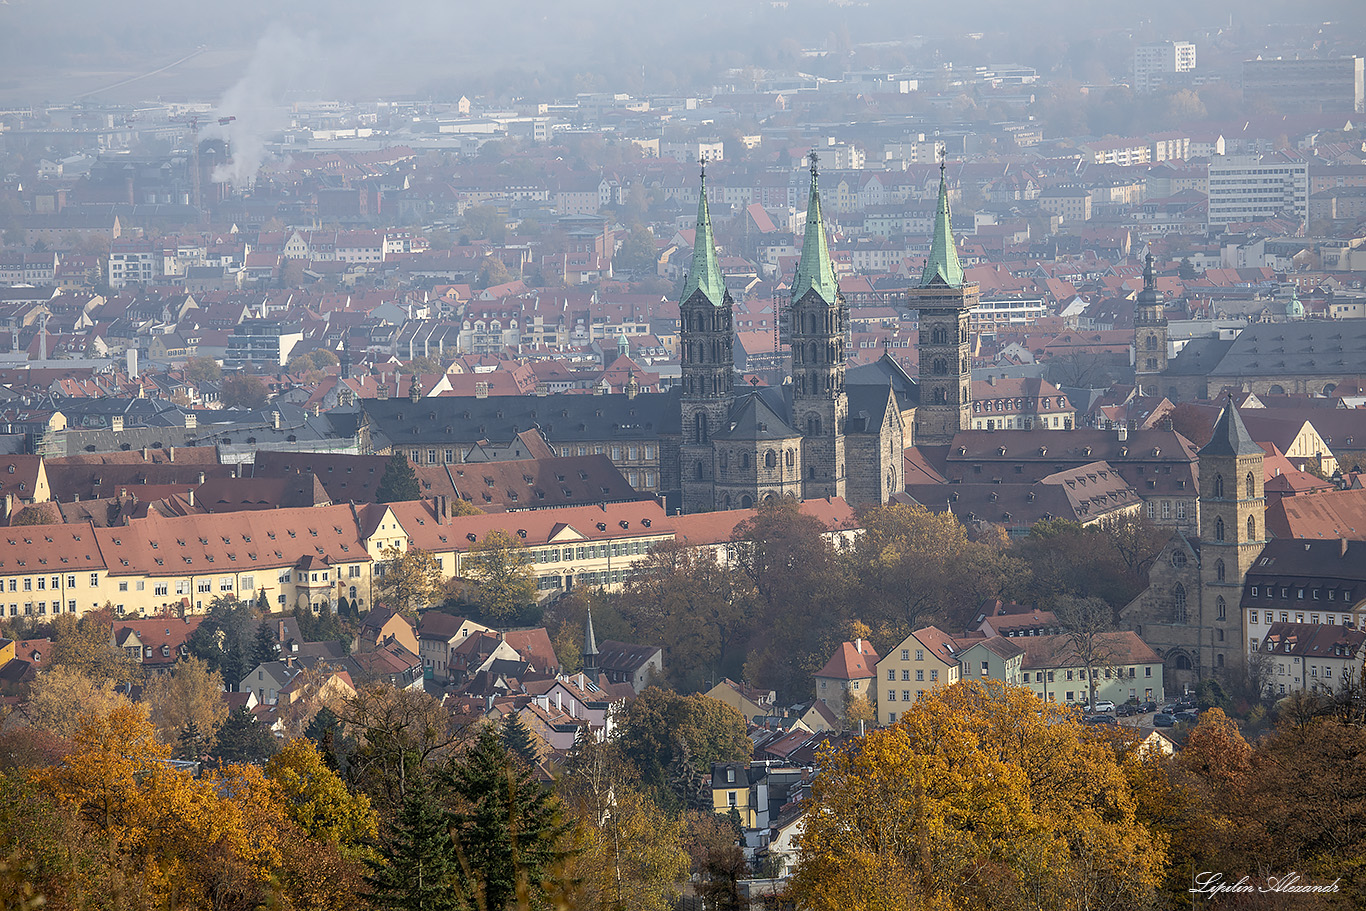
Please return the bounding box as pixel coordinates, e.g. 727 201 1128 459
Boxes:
1146 335 1157 350
932 327 947 345
1269 384 1285 395
807 415 821 436
1248 516 1256 539
1213 474 1224 498
1215 517 1225 541
1216 654 1225 668
1217 596 1227 620
1171 551 1187 568
764 450 776 469
934 387 946 405
1216 558 1225 582
695 412 707 445
1174 654 1192 671
741 495 754 509
809 342 819 364
786 450 795 468
695 460 705 481
1246 471 1255 499
933 358 947 375
1173 584 1188 623
742 452 750 470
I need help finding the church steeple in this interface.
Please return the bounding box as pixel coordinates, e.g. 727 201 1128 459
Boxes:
582 606 599 675
679 159 736 514
791 152 838 305
679 160 727 308
1134 251 1168 396
911 153 978 446
920 159 965 289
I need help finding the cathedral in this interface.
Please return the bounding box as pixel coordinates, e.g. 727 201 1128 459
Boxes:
678 155 975 513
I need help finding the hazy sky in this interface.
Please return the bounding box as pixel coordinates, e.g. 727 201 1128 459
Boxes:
1 0 1363 106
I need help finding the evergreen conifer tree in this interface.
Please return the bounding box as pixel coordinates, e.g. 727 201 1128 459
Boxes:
305 706 343 771
208 706 278 766
174 719 204 762
376 452 421 503
250 621 277 668
500 711 540 767
442 726 571 911
366 777 463 911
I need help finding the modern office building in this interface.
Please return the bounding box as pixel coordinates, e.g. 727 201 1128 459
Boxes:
1134 41 1197 93
1207 154 1309 230
1242 56 1365 113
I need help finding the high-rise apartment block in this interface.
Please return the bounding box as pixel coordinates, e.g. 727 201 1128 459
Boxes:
1242 56 1365 113
1134 41 1197 93
1207 154 1309 230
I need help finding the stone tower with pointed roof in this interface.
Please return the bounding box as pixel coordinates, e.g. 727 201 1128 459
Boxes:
1134 252 1168 397
1196 397 1264 675
680 162 736 513
788 153 848 500
911 160 978 446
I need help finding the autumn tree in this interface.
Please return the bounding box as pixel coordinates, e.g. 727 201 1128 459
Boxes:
342 684 468 818
266 737 378 858
183 355 222 386
396 355 442 375
615 687 751 810
792 679 1167 911
465 529 537 626
1052 595 1124 710
220 373 269 410
376 543 444 617
27 665 135 739
731 498 847 700
620 539 750 691
557 736 690 911
376 451 421 503
143 656 228 744
49 610 143 685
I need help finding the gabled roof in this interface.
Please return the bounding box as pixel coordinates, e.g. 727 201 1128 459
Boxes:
714 391 802 442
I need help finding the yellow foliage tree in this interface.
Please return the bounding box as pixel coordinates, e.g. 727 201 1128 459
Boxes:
27 665 135 739
376 542 445 616
143 656 229 744
266 737 378 857
792 679 1167 911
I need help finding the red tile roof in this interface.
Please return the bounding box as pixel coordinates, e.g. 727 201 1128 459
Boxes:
815 640 879 680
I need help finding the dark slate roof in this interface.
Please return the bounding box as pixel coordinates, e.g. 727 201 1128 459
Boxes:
357 391 681 447
846 384 897 435
714 391 802 442
1199 401 1263 458
1206 322 1366 378
1165 336 1236 376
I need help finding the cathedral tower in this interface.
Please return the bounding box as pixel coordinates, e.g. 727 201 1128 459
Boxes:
912 160 978 445
679 162 735 514
1134 252 1168 397
789 153 848 500
1197 398 1264 676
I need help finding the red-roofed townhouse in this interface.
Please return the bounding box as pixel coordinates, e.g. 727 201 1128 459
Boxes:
813 638 879 721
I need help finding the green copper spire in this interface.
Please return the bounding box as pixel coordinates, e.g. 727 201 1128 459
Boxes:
679 160 728 308
920 158 965 289
791 151 839 304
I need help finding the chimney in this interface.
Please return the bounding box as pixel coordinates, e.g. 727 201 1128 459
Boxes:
1117 424 1128 442
141 447 149 460
987 374 996 386
855 638 863 654
187 488 194 507
1343 537 1350 558
198 471 206 484
111 415 123 432
168 447 175 462
271 411 281 430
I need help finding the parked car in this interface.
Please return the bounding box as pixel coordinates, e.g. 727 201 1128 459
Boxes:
1137 701 1158 714
1116 703 1138 717
1153 713 1176 727
1175 710 1200 724
1083 714 1118 725
1091 700 1116 713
